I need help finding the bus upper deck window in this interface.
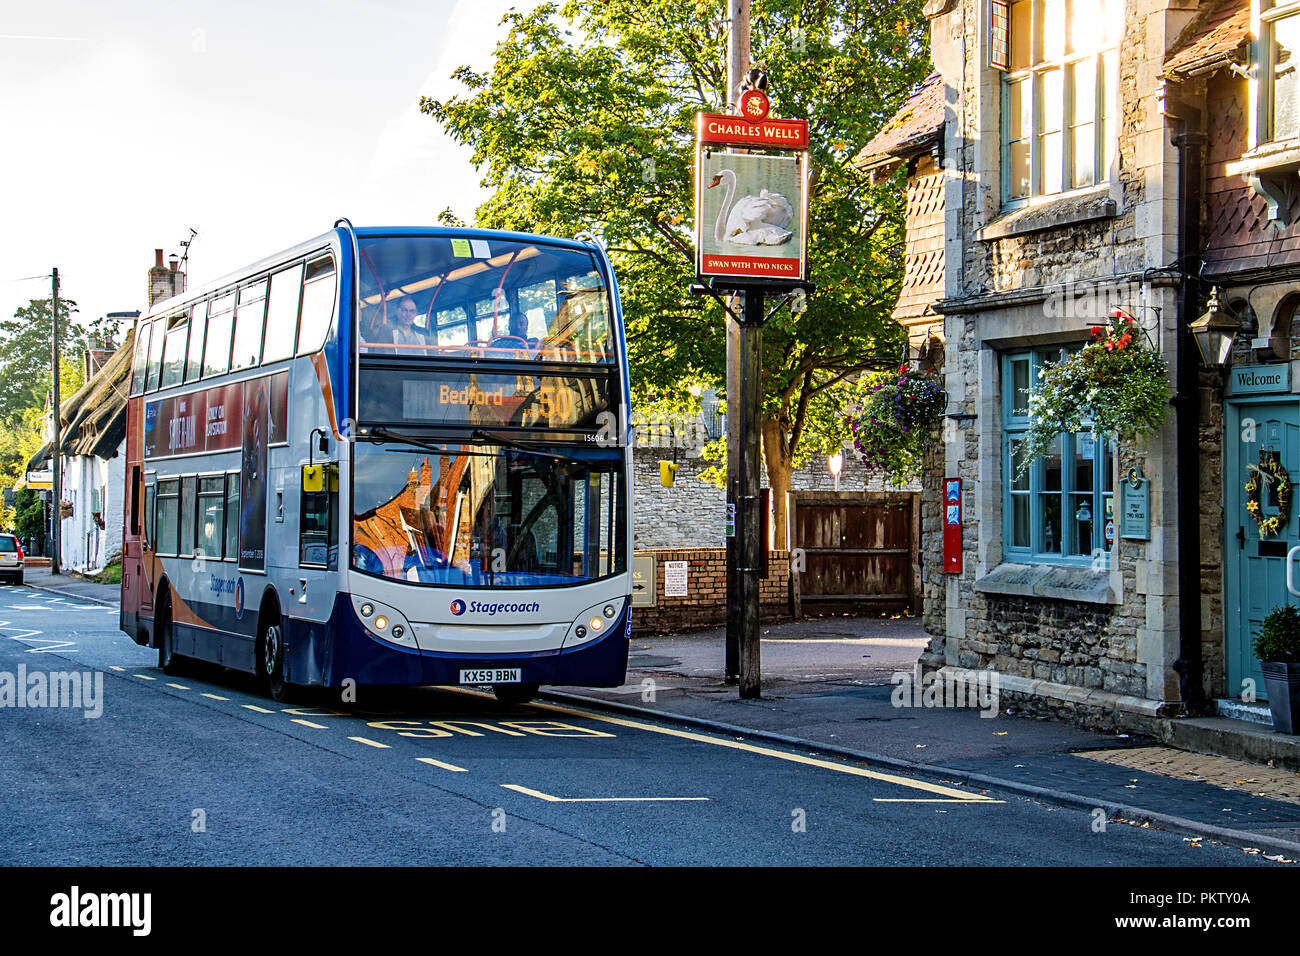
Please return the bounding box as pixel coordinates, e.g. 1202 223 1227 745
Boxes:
130 322 151 396
297 255 336 356
231 281 267 372
202 293 235 378
185 301 208 382
262 263 304 363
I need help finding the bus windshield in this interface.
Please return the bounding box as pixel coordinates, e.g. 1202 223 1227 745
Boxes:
350 442 626 588
356 234 614 364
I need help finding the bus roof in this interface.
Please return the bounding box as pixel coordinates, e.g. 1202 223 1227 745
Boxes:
141 224 607 321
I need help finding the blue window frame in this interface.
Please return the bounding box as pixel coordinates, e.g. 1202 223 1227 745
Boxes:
1002 349 1115 564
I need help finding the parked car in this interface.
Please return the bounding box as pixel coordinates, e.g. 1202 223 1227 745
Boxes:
0 533 23 585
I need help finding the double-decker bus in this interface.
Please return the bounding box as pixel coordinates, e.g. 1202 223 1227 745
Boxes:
120 223 631 703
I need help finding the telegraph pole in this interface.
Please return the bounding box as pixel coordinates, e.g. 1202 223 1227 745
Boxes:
724 0 749 685
51 267 61 575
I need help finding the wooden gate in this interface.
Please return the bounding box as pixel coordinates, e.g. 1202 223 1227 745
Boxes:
790 492 919 614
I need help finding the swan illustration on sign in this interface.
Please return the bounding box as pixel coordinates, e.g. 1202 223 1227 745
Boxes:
696 151 804 279
708 168 794 246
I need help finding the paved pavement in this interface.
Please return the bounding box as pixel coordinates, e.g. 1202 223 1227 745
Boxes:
15 572 1300 860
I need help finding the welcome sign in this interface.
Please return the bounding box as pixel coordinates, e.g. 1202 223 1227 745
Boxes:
1226 364 1291 396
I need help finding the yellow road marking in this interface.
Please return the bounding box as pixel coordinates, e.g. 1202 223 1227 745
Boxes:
166 683 190 690
242 704 273 713
502 784 708 803
520 697 997 802
292 718 327 729
134 674 156 681
417 757 468 772
109 666 125 671
873 798 1006 803
200 693 230 701
349 736 390 749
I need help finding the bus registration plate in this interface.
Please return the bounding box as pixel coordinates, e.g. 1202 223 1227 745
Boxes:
459 668 521 684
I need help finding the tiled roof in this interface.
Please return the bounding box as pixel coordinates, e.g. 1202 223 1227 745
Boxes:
854 73 944 171
893 157 946 323
1164 0 1249 77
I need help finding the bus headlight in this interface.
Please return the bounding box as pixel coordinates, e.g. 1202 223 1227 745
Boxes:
349 596 416 649
565 599 625 648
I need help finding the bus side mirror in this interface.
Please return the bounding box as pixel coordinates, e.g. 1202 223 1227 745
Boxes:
660 461 678 487
303 465 324 493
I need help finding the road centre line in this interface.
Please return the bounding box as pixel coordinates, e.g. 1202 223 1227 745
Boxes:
133 674 157 681
416 757 468 772
166 683 190 690
502 784 708 803
200 693 230 701
524 697 998 802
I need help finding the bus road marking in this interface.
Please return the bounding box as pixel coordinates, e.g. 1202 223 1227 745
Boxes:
166 683 190 690
873 798 1006 804
292 719 327 729
521 698 1000 802
502 784 708 803
200 693 230 701
109 666 125 671
349 736 390 749
242 704 273 713
133 674 157 680
416 757 468 772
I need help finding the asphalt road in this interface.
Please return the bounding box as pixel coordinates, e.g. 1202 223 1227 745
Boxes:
0 586 1277 866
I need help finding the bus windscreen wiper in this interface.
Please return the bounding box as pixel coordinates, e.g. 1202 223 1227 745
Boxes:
469 429 570 461
367 425 569 461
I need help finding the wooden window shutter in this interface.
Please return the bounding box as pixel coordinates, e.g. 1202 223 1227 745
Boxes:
990 0 1010 71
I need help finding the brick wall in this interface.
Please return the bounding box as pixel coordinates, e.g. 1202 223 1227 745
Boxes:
630 548 792 634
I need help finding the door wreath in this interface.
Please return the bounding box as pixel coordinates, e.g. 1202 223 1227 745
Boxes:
1246 450 1292 538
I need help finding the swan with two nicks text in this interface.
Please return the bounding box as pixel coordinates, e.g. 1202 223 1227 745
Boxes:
708 168 794 246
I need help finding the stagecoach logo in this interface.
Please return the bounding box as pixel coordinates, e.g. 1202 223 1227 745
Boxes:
234 577 245 620
450 599 466 616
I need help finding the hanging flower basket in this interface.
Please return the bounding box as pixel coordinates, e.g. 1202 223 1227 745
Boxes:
845 365 947 486
1018 311 1171 475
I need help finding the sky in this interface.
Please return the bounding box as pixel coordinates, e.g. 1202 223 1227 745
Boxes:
0 0 538 342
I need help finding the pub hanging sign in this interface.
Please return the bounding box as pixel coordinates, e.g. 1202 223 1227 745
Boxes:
694 97 810 283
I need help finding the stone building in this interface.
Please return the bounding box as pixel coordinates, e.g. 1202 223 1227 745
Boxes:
859 0 1300 735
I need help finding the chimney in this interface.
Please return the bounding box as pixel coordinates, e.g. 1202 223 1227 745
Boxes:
148 247 185 307
169 255 179 273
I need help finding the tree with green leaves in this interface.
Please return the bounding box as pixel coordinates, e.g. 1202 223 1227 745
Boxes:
423 0 929 541
0 296 96 531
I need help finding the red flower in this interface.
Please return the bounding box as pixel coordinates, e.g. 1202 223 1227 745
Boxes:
1091 326 1102 338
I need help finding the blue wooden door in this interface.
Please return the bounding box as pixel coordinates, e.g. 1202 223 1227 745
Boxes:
1226 399 1300 700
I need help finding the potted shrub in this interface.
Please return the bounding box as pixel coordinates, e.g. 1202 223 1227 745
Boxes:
1254 605 1300 734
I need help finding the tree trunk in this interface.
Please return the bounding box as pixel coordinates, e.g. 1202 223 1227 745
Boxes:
761 415 794 550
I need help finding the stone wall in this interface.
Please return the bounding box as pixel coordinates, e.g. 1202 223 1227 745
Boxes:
631 445 915 550
917 0 1205 732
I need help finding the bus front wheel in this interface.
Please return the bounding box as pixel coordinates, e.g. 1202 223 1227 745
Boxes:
493 683 539 705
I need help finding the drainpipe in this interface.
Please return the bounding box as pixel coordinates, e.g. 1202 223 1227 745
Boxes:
1172 108 1207 715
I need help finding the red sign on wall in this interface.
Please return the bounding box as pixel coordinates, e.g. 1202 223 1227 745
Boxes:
943 477 962 574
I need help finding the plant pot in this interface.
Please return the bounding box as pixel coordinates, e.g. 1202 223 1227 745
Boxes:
1260 661 1300 735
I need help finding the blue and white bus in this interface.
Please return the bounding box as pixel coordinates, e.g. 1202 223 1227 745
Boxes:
121 223 632 703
